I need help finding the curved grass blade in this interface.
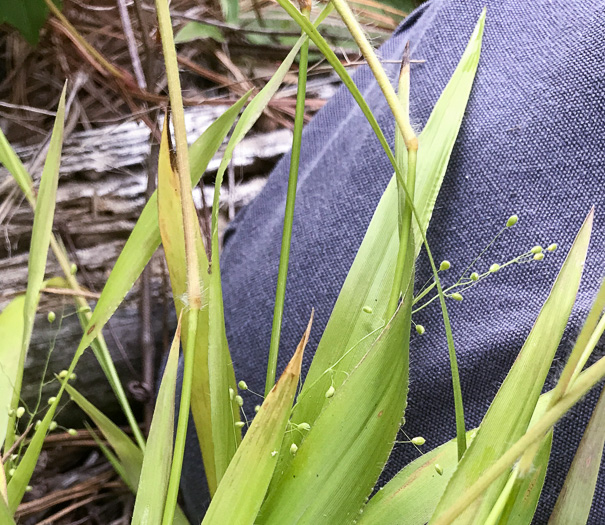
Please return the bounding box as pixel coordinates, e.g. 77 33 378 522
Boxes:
271 12 485 480
202 314 312 525
358 432 476 525
132 317 181 525
430 210 594 524
73 94 250 357
259 291 411 524
548 385 605 525
0 295 25 449
66 384 144 488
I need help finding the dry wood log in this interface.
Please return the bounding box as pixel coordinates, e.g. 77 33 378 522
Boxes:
0 104 298 424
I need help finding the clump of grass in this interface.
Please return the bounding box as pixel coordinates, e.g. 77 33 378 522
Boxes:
1 2 604 525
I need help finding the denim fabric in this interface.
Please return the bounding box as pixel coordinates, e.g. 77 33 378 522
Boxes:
178 0 605 522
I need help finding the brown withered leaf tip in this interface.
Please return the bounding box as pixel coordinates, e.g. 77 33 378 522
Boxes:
399 41 411 78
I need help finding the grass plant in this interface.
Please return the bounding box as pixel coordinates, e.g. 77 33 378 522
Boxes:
1 2 604 524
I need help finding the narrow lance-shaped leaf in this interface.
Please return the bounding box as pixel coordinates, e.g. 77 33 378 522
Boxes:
11 85 66 419
359 363 584 525
202 313 312 525
430 210 594 524
132 316 182 525
0 295 25 448
272 11 485 481
73 93 250 357
71 393 190 525
259 283 412 524
549 385 605 525
5 88 67 510
0 127 34 205
66 384 144 489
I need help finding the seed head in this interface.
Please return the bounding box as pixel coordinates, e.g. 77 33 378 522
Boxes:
362 305 373 314
415 324 425 335
48 396 57 405
411 436 425 446
49 421 57 431
325 385 335 399
229 387 235 400
47 311 56 323
439 260 451 271
298 422 311 431
67 428 78 436
530 245 543 254
435 463 444 475
450 292 463 301
254 405 261 413
489 263 500 273
238 380 248 391
234 421 245 428
70 263 78 275
290 443 298 456
235 395 244 407
533 253 544 261
16 407 25 418
506 215 519 227
470 272 479 281
547 243 558 252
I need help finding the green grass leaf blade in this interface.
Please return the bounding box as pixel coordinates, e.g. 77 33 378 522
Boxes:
430 210 594 524
16 84 66 399
132 318 181 525
0 295 25 448
259 294 411 524
65 384 144 489
202 316 311 525
4 85 66 460
73 94 249 357
358 432 475 525
0 492 15 525
0 127 34 206
549 386 605 525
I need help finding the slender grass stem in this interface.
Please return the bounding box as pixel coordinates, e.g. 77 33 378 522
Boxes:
330 0 417 149
162 308 198 525
265 7 311 397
